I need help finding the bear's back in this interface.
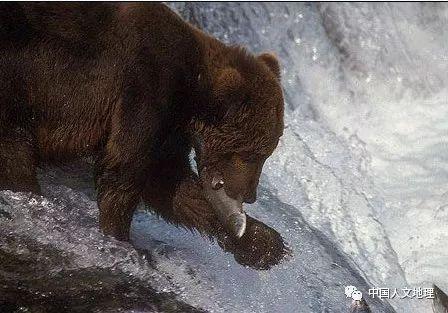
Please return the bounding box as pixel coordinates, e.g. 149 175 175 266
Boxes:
0 3 114 46
0 3 192 55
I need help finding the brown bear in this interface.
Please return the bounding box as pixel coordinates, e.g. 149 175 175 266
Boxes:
0 3 287 269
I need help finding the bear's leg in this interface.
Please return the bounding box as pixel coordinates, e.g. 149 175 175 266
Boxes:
141 131 218 233
95 136 153 241
96 166 141 241
0 131 40 194
142 133 289 270
0 70 40 194
95 95 167 241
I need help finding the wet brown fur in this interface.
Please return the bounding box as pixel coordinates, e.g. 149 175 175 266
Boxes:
0 3 287 269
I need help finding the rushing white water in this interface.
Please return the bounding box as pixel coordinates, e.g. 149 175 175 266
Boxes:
309 4 448 294
1 3 446 313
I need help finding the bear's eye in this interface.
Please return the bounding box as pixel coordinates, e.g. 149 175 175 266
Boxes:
211 176 225 190
240 153 262 163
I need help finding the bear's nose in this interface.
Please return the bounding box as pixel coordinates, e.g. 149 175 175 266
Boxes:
244 191 257 204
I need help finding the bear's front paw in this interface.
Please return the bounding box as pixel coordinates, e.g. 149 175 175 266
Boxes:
218 215 291 270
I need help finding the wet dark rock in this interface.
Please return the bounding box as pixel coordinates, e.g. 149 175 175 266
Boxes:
350 299 371 313
433 285 448 313
0 191 205 313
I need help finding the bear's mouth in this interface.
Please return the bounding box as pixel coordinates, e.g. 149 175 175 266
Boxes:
201 171 247 239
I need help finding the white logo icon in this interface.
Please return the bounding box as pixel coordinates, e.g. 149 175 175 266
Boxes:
352 290 363 301
345 286 363 300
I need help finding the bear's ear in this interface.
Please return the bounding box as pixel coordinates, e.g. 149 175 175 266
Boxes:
258 52 281 79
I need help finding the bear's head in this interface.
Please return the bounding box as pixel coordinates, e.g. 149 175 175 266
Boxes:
192 49 284 238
